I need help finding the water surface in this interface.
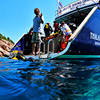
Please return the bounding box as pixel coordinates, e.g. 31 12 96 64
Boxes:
0 57 100 100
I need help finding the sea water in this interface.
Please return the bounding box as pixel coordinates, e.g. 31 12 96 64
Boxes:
0 57 100 100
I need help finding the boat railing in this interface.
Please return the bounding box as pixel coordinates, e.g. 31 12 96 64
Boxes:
39 41 45 58
47 39 54 58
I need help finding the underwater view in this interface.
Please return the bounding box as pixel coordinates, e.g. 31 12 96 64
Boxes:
0 57 100 100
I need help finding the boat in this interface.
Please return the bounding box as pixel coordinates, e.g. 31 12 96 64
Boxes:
10 0 100 60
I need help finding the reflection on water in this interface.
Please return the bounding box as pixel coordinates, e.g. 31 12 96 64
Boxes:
0 57 100 100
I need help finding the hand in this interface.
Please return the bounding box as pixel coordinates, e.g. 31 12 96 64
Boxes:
39 13 44 24
63 33 65 40
63 36 65 40
40 13 43 18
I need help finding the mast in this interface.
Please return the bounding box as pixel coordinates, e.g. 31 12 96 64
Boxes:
57 0 59 10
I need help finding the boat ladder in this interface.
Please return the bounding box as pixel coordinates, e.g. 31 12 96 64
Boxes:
39 39 54 59
47 39 54 58
39 41 45 58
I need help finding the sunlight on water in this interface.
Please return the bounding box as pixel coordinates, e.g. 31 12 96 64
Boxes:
0 57 100 100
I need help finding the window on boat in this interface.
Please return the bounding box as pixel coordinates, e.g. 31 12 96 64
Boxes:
58 8 93 33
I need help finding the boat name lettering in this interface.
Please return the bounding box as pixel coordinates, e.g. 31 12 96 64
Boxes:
90 32 100 41
72 1 83 7
63 5 71 11
82 0 90 3
70 2 85 10
95 42 100 46
59 0 92 15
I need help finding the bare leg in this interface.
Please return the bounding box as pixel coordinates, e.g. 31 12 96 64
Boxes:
36 43 40 53
32 43 36 55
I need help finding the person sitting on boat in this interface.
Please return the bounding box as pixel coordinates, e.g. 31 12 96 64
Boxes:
25 26 33 50
44 23 53 37
65 20 76 33
72 17 79 30
31 8 44 55
29 26 33 36
53 21 59 33
79 12 86 24
60 21 72 40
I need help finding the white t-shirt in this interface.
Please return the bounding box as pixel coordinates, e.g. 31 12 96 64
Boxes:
61 24 72 35
33 15 44 33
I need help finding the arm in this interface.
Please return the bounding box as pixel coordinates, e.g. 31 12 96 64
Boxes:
63 33 65 40
40 13 44 24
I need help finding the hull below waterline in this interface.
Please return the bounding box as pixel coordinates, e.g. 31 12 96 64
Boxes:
52 55 100 60
24 54 100 60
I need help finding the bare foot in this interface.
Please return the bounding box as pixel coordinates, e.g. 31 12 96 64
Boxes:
36 51 39 55
30 52 35 55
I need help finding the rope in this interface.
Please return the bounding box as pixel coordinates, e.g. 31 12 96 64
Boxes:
91 0 100 8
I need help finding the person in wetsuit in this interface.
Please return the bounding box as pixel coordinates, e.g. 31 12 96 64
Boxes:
44 23 53 37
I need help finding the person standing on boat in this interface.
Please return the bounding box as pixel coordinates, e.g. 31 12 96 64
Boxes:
31 8 44 55
44 23 53 37
53 21 59 33
60 21 72 40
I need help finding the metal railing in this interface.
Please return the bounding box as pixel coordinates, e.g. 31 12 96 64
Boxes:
39 41 45 58
47 39 54 58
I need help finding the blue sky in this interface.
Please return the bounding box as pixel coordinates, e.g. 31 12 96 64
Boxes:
0 0 76 43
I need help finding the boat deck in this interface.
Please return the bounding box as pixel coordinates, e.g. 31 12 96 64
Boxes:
25 54 48 60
